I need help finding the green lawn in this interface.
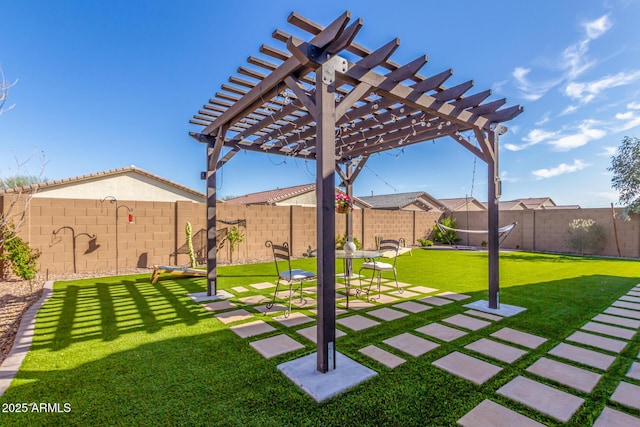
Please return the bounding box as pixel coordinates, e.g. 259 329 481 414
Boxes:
1 250 639 426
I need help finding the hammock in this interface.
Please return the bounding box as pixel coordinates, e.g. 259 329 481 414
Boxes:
435 220 518 247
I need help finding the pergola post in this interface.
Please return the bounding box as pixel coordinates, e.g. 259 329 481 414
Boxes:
204 127 226 297
316 62 337 373
487 128 501 309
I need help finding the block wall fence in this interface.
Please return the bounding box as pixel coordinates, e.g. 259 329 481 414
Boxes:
451 208 640 258
1 194 638 277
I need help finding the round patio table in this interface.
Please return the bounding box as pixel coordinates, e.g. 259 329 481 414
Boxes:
335 250 381 309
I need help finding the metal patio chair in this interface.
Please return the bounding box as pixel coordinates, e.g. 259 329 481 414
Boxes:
358 237 405 300
265 240 315 318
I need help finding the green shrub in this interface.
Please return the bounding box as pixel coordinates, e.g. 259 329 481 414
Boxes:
433 217 460 244
335 234 362 250
566 218 605 255
1 224 40 280
227 226 245 263
417 238 433 247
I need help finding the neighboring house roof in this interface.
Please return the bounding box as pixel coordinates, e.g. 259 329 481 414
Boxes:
497 200 529 210
224 183 316 205
439 197 487 212
515 197 557 209
0 166 205 203
357 191 446 211
224 183 371 208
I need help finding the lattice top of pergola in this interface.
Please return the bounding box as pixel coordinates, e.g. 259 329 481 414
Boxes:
190 11 523 170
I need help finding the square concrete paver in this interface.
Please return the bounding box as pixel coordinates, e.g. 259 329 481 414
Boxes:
458 399 546 427
611 381 640 410
491 327 548 349
250 334 304 359
432 351 502 385
593 313 640 329
214 309 254 325
463 300 527 317
383 333 439 357
443 314 491 331
231 286 249 293
229 320 276 338
497 376 584 423
359 345 406 369
627 362 640 381
296 325 346 344
393 301 432 314
366 307 408 322
548 342 616 370
436 291 471 301
308 308 347 316
604 307 640 320
239 295 271 305
202 300 237 312
336 315 380 331
464 309 503 322
254 303 287 314
620 295 640 303
613 300 640 311
419 296 454 306
387 290 420 299
581 321 636 340
250 282 276 290
526 357 602 393
416 323 467 342
465 338 527 363
338 299 375 310
277 352 377 402
370 293 400 304
566 331 627 353
409 286 439 294
274 312 314 327
594 407 640 427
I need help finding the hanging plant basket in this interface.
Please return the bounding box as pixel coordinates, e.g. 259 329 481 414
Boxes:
336 205 348 214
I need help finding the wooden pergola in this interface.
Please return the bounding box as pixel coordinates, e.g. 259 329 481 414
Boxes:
190 11 523 373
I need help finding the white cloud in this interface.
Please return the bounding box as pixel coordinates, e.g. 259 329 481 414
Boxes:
565 70 640 104
628 102 640 110
561 39 594 79
532 160 588 179
561 105 579 115
599 146 617 156
503 128 557 151
548 120 606 151
612 110 640 132
512 67 559 101
535 112 551 126
584 15 612 39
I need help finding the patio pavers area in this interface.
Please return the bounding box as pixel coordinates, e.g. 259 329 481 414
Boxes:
200 277 640 426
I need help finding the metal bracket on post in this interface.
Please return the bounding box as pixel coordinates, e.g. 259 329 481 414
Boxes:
322 55 348 85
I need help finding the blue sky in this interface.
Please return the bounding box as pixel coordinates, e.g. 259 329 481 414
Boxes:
1 0 639 207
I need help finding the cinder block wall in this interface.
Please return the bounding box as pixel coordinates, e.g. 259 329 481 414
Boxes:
3 193 639 277
452 208 640 257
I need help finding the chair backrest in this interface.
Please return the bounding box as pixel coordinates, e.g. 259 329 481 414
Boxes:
377 237 404 265
265 240 292 275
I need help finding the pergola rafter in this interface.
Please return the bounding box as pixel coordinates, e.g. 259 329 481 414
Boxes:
190 10 523 374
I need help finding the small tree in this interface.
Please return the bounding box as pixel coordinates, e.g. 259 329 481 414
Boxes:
226 226 244 263
433 217 460 244
0 223 40 280
565 218 605 255
608 136 640 217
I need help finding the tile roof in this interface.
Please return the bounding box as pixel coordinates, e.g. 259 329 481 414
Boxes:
438 197 486 211
223 183 316 205
357 192 445 211
0 165 205 198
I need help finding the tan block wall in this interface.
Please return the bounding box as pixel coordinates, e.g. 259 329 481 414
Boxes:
453 208 640 257
4 195 639 277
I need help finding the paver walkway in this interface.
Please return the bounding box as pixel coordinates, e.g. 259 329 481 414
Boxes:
199 279 640 425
